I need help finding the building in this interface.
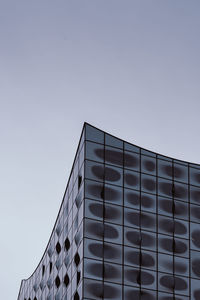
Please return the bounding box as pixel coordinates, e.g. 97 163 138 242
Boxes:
18 123 200 300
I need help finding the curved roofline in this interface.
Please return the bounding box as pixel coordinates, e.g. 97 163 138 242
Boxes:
85 122 200 168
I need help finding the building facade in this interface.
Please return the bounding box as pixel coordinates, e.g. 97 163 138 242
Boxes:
18 123 200 300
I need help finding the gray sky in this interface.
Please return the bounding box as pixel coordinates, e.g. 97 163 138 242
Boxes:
0 1 200 299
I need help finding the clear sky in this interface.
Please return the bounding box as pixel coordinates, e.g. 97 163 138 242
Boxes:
0 1 200 299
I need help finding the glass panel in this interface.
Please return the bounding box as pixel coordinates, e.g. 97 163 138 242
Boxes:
124 247 156 270
158 159 173 179
158 197 188 220
141 174 156 194
141 149 156 157
158 215 188 238
190 203 200 223
141 192 156 213
85 141 104 163
124 142 140 153
124 151 140 171
190 166 200 187
124 208 156 232
124 170 140 190
84 258 122 284
124 188 140 210
85 124 104 143
141 155 156 175
85 199 122 225
191 278 200 300
174 163 188 183
85 179 123 205
85 160 123 186
190 185 200 205
84 218 122 244
124 266 156 289
105 134 123 149
84 278 122 300
124 228 156 251
191 222 200 250
84 238 122 264
158 253 189 276
158 234 189 258
191 250 200 279
124 286 156 300
158 273 189 295
105 146 123 167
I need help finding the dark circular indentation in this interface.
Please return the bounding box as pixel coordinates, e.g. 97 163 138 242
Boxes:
159 219 187 235
144 160 155 172
160 275 187 290
125 269 154 285
125 173 138 186
64 273 69 287
142 178 156 192
87 262 119 279
126 290 155 300
126 191 140 206
74 292 79 300
87 184 120 201
126 211 155 228
126 231 155 247
192 230 200 248
92 165 121 182
89 243 120 259
56 242 61 254
55 275 60 288
65 237 70 251
192 259 200 277
160 238 187 254
159 200 187 216
96 149 124 166
87 282 119 299
87 222 119 239
126 250 155 267
74 253 80 266
89 203 120 220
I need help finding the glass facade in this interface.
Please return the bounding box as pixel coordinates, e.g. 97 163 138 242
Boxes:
18 123 200 300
